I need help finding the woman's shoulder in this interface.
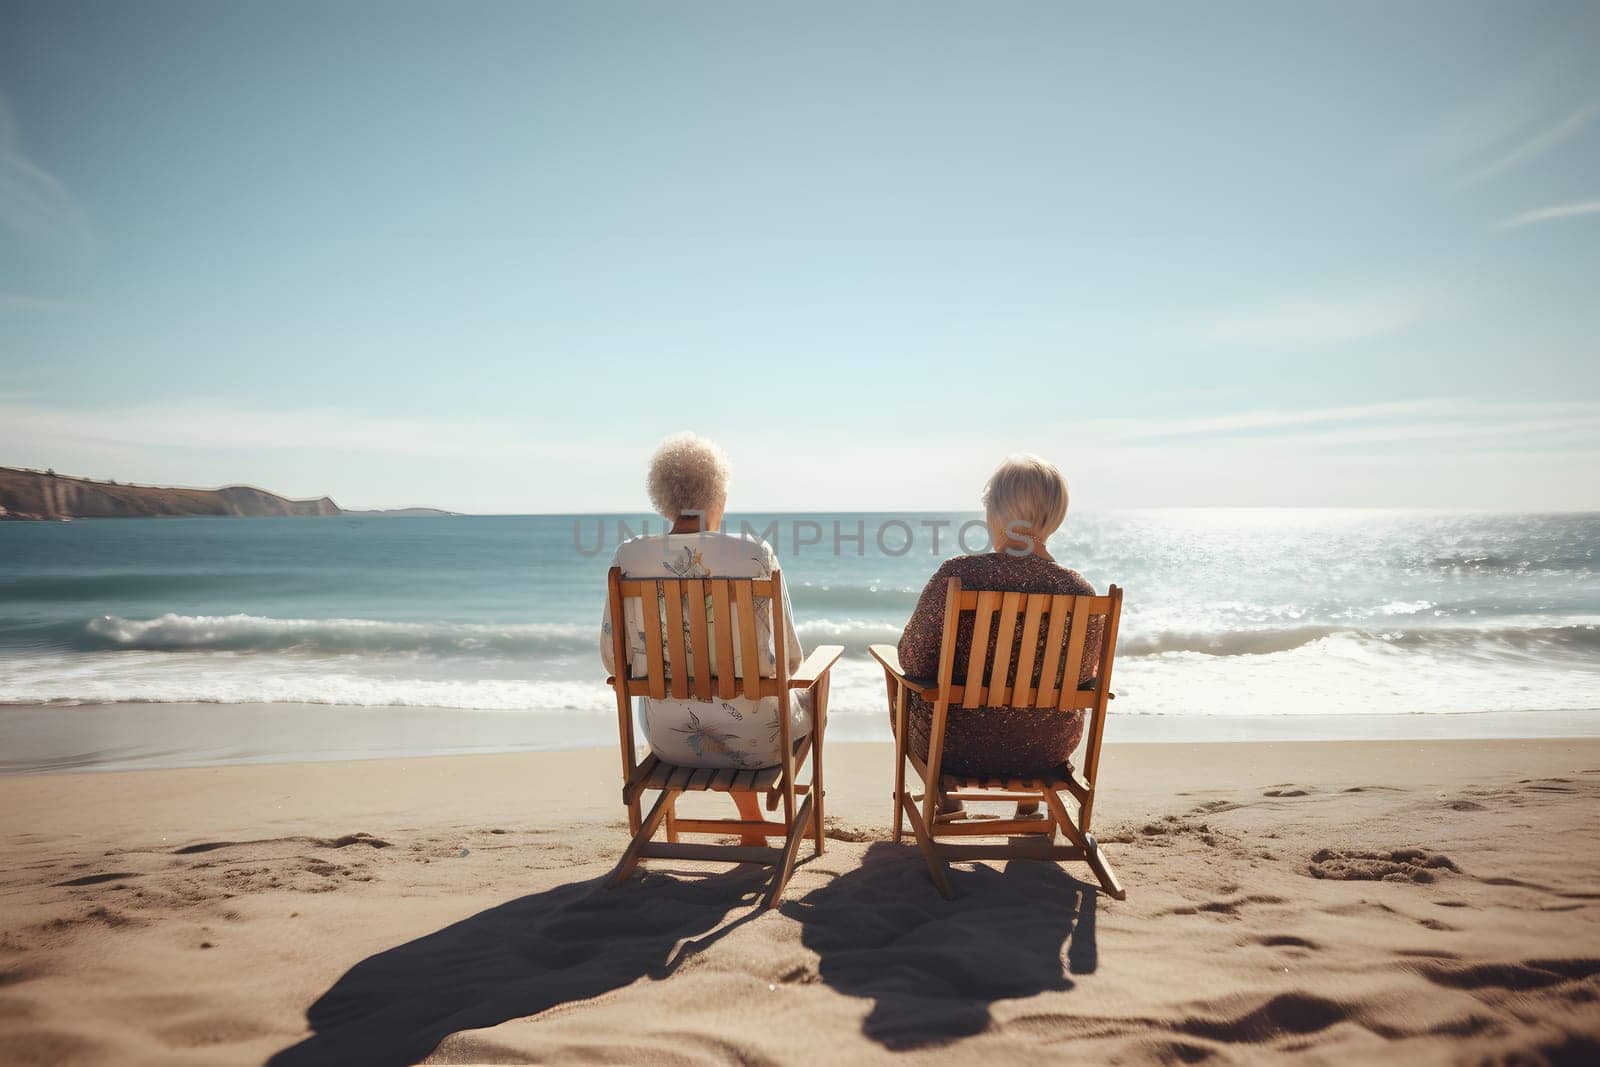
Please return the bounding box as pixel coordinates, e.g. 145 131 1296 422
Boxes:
918 554 977 584
613 530 776 578
715 529 780 564
611 531 667 561
690 530 781 575
933 551 1096 594
615 530 759 551
1050 563 1097 595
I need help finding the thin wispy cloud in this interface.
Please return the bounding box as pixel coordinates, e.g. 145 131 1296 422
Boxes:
1495 199 1600 229
2 396 1597 512
0 93 93 289
1106 398 1600 450
0 401 638 465
1185 292 1425 348
1414 44 1599 187
13 398 1588 465
1109 400 1451 442
1459 100 1600 185
1284 413 1600 451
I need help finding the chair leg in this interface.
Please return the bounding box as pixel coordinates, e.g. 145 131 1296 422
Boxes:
891 753 905 844
1043 788 1088 848
899 790 953 898
609 789 676 887
812 688 826 856
1083 832 1126 901
763 793 816 909
1044 788 1126 900
664 794 679 844
891 684 907 843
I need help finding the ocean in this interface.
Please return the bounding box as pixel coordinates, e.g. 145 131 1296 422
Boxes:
2 511 1598 771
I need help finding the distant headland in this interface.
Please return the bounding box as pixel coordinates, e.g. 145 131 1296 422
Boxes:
0 467 455 521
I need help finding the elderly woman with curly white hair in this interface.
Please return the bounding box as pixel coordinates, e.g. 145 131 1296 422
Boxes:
600 432 812 838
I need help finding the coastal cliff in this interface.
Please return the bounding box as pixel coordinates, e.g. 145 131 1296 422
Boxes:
0 467 341 521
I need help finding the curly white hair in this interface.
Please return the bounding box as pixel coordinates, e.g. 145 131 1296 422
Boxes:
646 432 731 521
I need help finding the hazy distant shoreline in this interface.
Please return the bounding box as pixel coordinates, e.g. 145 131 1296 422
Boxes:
0 466 453 521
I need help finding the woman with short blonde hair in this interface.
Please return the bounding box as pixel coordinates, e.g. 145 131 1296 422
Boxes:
982 453 1070 548
895 453 1102 812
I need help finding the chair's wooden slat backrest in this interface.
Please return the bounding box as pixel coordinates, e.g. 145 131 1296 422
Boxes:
1035 594 1071 707
1057 606 1091 712
923 578 1122 825
1012 597 1045 706
936 579 1121 712
640 582 667 700
960 590 999 708
734 581 761 700
608 568 789 702
987 591 1023 706
663 581 688 700
710 580 736 700
685 578 712 701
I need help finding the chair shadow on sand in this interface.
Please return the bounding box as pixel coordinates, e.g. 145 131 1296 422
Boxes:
782 841 1099 1051
266 864 770 1067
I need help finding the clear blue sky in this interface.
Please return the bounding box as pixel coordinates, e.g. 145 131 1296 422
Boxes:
3 1 1597 511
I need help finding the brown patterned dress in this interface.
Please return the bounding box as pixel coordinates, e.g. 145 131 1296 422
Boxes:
896 552 1102 778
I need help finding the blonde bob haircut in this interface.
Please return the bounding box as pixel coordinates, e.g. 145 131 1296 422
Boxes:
646 432 731 521
981 453 1070 536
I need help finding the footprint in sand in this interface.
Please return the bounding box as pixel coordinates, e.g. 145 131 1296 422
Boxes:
43 906 143 931
1191 800 1242 814
1306 848 1459 884
1165 894 1287 918
172 833 392 855
822 820 872 843
1255 934 1320 950
1263 787 1311 798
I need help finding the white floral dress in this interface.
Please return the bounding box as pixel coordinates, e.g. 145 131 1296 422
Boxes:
601 532 811 769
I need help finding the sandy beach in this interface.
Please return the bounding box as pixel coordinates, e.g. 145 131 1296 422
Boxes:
7 1 1599 1062
3 738 1597 1065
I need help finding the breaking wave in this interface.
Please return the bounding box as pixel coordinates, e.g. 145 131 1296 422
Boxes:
51 613 1600 666
78 614 595 656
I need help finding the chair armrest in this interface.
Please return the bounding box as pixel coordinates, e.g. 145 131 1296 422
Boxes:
867 644 940 699
789 645 843 689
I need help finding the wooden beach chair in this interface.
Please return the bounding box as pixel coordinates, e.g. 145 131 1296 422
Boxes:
869 579 1126 900
604 567 843 908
